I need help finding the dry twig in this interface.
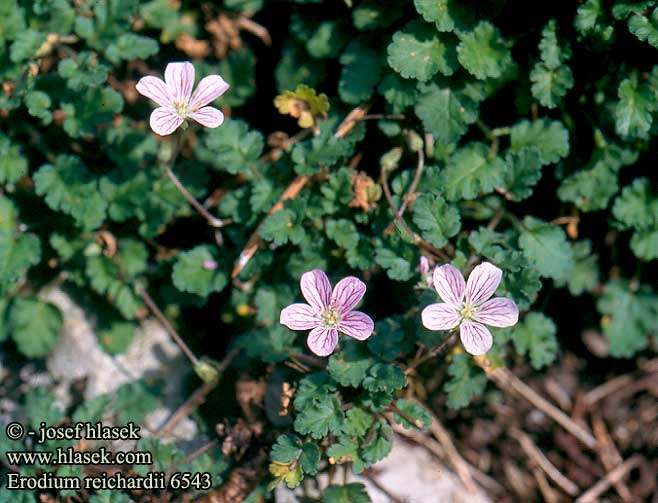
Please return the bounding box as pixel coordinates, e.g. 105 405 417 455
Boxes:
576 455 642 503
477 361 597 449
510 427 579 496
231 104 370 278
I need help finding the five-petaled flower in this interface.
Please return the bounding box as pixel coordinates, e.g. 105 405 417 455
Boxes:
421 262 519 355
280 269 375 357
136 61 229 136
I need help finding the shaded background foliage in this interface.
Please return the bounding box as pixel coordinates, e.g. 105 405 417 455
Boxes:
1 0 657 501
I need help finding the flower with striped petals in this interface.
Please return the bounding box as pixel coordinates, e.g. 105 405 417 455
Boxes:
136 61 229 136
421 262 519 355
280 269 375 357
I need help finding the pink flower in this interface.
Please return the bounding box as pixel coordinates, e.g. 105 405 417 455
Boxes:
421 262 519 355
136 61 229 136
280 269 375 357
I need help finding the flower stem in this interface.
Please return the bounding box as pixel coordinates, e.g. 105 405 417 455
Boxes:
135 285 199 367
164 131 230 229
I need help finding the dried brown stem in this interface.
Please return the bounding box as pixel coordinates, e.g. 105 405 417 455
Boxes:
478 362 597 450
136 285 199 367
156 349 237 437
426 410 479 494
592 414 634 503
510 427 579 496
362 470 404 503
231 105 370 279
405 332 456 374
576 455 642 503
384 146 425 234
380 159 451 262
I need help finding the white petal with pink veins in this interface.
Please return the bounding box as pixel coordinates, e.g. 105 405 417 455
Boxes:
459 320 493 355
421 303 461 330
307 327 339 356
465 262 502 306
473 297 519 328
338 311 374 340
149 107 183 136
164 62 195 103
432 264 466 307
300 269 332 311
135 76 172 107
190 75 230 109
331 276 366 314
188 107 224 128
280 303 319 330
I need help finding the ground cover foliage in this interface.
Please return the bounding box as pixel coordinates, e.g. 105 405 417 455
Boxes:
0 0 657 501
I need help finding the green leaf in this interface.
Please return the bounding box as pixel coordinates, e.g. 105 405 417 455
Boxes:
112 381 160 424
368 316 413 359
324 483 371 503
172 245 228 297
261 209 305 246
327 346 374 387
85 248 144 320
362 363 406 393
456 21 512 80
613 178 658 230
339 39 383 104
530 20 574 108
343 407 374 436
378 72 418 113
630 228 658 260
439 143 506 201
628 8 658 48
597 280 658 357
214 49 257 107
8 297 62 358
612 178 658 260
294 394 344 439
387 20 456 82
0 133 28 184
412 193 461 247
393 399 432 429
444 353 487 409
374 247 413 281
326 219 360 250
510 119 569 165
10 29 45 62
558 144 638 212
575 0 603 34
24 91 52 124
0 197 41 292
34 155 107 231
414 0 463 32
415 82 478 143
530 64 573 109
510 313 558 369
353 2 399 30
615 77 657 139
327 436 366 473
518 216 574 281
58 52 110 91
502 147 543 201
271 434 320 477
105 33 158 63
196 119 264 176
558 241 599 295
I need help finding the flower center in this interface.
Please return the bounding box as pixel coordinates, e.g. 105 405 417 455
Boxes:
173 100 189 117
460 304 476 320
320 306 341 328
